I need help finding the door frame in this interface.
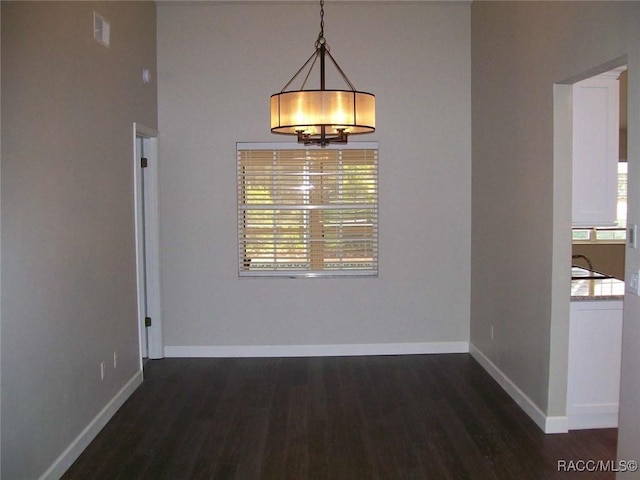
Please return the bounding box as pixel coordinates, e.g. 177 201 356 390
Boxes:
133 122 163 363
550 58 627 431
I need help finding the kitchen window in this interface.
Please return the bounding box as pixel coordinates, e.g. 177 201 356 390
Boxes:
237 143 378 277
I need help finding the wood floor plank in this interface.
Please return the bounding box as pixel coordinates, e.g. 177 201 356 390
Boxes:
61 354 618 480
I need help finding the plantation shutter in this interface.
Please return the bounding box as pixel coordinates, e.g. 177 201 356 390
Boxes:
237 143 378 277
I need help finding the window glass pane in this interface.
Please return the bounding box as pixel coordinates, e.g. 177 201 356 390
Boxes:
595 229 626 241
572 229 591 241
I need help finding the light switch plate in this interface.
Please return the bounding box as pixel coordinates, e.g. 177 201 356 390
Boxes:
629 224 637 249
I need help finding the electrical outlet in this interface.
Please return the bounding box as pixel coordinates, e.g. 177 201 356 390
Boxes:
100 361 106 380
113 351 118 369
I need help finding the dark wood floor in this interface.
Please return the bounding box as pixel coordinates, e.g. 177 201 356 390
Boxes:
62 354 617 480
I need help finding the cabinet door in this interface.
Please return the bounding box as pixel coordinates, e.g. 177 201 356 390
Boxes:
568 301 623 429
572 76 619 227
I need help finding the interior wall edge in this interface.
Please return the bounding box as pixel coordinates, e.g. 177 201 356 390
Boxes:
470 344 569 434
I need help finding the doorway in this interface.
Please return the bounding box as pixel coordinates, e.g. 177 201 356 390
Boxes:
133 123 163 364
551 60 627 432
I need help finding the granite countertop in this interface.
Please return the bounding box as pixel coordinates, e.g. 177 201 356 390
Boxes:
571 277 625 301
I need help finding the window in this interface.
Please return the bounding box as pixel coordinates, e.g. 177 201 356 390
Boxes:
237 143 378 277
572 162 627 243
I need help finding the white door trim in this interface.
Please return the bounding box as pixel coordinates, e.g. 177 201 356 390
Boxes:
133 123 164 362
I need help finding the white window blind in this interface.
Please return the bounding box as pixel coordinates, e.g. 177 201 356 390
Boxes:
237 143 378 277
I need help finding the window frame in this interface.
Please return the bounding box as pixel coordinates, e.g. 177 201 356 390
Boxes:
237 142 379 278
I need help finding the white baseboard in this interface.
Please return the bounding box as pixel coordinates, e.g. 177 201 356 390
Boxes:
164 341 470 358
568 403 619 430
469 343 569 434
38 370 144 480
544 415 570 434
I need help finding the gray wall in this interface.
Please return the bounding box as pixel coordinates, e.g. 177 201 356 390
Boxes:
470 0 640 469
157 3 471 351
1 2 157 479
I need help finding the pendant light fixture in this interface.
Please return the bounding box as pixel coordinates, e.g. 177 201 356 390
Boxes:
270 0 375 147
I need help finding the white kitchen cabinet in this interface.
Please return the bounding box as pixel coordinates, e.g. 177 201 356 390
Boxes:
572 72 620 227
567 300 622 429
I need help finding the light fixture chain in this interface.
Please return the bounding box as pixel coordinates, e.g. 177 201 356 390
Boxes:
320 0 324 36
